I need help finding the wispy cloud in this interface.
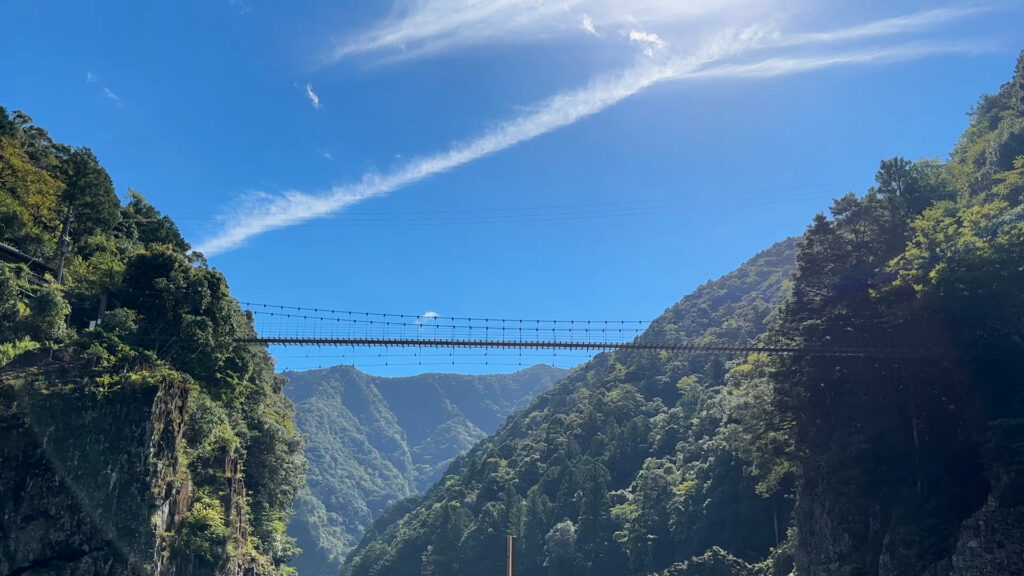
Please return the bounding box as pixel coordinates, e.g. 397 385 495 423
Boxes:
229 0 251 16
85 71 123 106
629 29 667 57
305 83 321 109
781 6 989 46
581 15 598 37
629 30 666 48
102 86 122 106
324 0 761 65
321 150 333 160
196 6 992 255
197 55 691 254
325 2 989 65
688 42 980 80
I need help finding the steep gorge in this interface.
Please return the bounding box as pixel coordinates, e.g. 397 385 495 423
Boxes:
284 364 566 575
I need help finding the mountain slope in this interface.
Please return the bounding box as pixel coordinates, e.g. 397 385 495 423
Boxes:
343 239 798 576
283 364 567 575
378 366 573 488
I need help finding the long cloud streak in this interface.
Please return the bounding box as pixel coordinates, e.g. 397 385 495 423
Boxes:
325 0 760 64
197 59 686 255
326 2 982 65
196 3 996 255
196 42 978 255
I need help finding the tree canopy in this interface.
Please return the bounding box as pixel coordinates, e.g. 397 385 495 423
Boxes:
0 107 304 576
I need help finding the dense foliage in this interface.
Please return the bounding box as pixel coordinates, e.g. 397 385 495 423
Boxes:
769 51 1024 575
343 239 799 576
345 52 1024 576
0 108 304 575
284 364 566 576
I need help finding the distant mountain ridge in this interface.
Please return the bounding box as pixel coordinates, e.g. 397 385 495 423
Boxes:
283 364 567 575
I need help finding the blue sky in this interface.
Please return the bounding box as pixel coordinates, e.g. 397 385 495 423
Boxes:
2 1 1022 375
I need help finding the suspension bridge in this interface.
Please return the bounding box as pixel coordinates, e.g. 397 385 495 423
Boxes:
238 302 950 360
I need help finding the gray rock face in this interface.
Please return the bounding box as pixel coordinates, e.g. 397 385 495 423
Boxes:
924 496 1024 576
1 372 189 576
0 369 271 576
796 461 1024 576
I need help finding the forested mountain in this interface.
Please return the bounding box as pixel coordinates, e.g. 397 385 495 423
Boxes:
344 52 1024 576
343 238 799 576
770 51 1024 575
0 109 304 575
283 364 566 576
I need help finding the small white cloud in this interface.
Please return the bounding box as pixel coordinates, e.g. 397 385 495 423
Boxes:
86 72 96 84
629 29 667 57
629 29 666 48
229 0 251 15
305 84 321 109
103 86 122 106
321 150 332 160
581 15 598 37
416 311 440 326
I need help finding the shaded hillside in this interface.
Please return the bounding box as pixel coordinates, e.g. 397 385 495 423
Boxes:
283 364 566 575
0 108 304 575
344 238 798 576
767 51 1024 576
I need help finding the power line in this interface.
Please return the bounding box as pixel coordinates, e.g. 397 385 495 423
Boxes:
159 179 869 228
240 301 649 325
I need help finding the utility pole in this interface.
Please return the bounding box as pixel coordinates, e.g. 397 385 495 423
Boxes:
55 206 73 285
507 535 516 576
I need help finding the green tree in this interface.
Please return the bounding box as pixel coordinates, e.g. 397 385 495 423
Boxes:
58 147 121 239
543 519 576 576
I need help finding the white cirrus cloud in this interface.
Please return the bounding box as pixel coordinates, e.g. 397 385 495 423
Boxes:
629 30 666 48
230 0 251 15
305 83 321 109
103 86 122 106
321 2 991 66
780 6 990 47
195 6 995 256
197 55 691 255
581 15 598 37
688 42 979 80
323 0 764 64
629 29 667 57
